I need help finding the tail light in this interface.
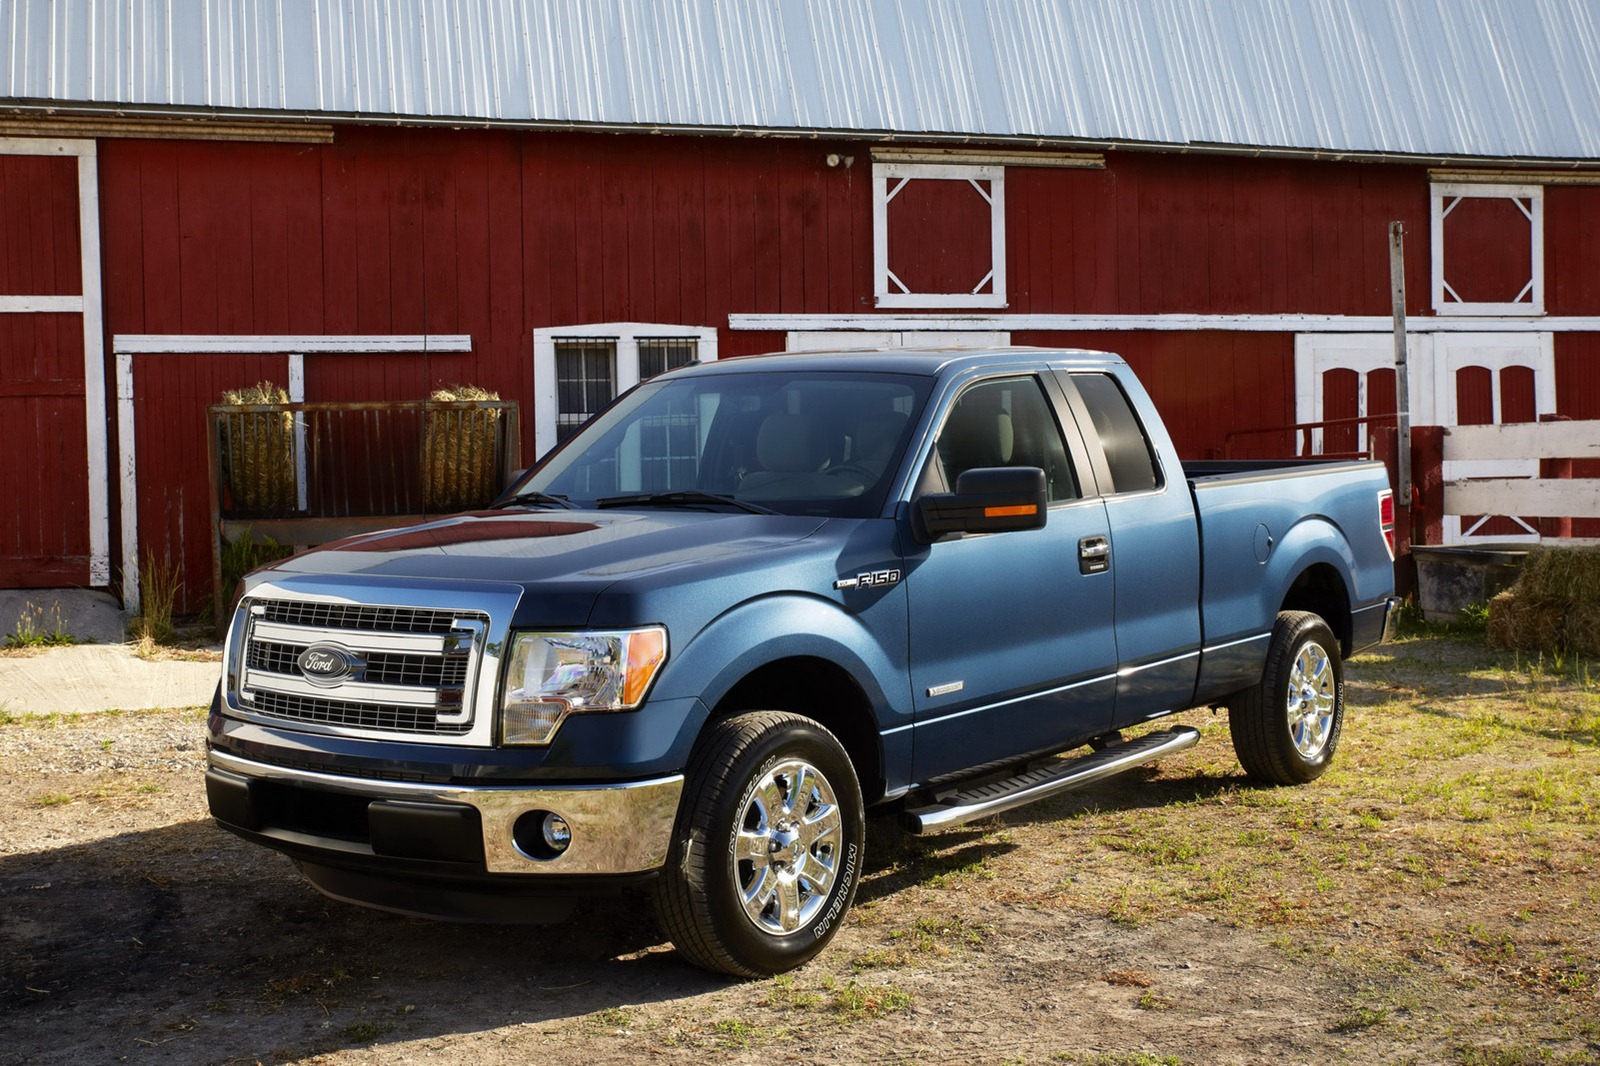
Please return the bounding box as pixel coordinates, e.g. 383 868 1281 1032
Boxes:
1379 490 1396 560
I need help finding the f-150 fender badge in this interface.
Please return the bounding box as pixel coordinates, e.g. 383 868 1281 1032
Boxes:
834 568 901 591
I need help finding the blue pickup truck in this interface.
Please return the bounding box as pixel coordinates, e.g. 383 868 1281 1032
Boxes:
206 347 1399 976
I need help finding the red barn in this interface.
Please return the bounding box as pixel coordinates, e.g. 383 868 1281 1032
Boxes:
2 1 1599 611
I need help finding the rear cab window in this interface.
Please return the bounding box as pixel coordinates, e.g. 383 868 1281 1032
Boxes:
1060 372 1163 495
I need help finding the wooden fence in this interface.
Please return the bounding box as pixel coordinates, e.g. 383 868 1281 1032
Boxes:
1441 420 1600 531
206 399 521 622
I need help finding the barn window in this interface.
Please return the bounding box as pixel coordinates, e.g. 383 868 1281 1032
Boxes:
1430 182 1544 316
533 324 718 456
873 162 1007 309
553 339 618 443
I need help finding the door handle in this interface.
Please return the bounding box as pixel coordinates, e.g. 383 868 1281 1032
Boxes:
1079 535 1111 575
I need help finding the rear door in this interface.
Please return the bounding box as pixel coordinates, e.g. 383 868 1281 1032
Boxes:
903 370 1117 783
1058 370 1203 727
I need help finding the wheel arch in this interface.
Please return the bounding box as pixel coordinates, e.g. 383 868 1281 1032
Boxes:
1280 561 1353 657
711 656 886 803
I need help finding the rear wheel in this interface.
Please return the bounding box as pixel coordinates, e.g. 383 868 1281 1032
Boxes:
1229 611 1344 784
654 711 864 976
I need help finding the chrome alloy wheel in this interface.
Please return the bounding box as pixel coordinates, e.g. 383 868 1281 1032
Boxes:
1285 640 1337 759
732 758 843 936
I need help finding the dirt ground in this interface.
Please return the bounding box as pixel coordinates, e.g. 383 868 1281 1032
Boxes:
2 633 1597 1066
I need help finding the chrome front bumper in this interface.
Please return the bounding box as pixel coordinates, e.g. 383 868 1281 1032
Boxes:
207 750 683 875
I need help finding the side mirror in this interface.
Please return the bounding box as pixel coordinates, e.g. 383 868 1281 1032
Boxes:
915 466 1048 542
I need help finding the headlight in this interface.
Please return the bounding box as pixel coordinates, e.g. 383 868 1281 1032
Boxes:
499 628 668 745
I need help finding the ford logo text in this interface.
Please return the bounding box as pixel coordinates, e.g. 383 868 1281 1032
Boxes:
297 644 360 685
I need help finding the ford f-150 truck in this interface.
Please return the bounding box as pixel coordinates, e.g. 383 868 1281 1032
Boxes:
206 347 1399 976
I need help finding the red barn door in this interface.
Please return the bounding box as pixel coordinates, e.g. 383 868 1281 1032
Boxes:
0 143 107 589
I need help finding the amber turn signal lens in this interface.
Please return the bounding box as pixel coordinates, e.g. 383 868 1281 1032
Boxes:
984 504 1038 518
622 628 668 706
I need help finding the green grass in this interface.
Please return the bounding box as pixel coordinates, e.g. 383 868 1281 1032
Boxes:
4 600 77 649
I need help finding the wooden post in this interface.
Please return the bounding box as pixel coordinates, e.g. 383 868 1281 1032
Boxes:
1389 222 1412 504
206 405 227 633
1412 425 1445 546
1371 425 1415 597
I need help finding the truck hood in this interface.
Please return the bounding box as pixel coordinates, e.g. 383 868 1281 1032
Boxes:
259 508 828 589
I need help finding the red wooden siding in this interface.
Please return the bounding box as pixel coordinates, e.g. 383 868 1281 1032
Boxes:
1545 187 1600 316
0 155 81 296
1440 195 1536 306
130 353 291 611
0 153 90 586
886 176 995 295
1005 156 1431 316
56 126 1600 608
1013 330 1294 459
0 313 90 586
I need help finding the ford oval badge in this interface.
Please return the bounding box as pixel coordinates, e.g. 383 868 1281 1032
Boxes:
297 643 358 684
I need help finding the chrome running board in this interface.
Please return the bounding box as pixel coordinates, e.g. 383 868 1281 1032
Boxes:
903 726 1202 834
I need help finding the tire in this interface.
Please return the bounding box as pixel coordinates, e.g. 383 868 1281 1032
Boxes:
1229 611 1344 785
653 711 865 977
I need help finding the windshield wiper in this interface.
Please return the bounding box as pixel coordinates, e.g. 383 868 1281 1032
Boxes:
495 490 574 510
594 490 778 516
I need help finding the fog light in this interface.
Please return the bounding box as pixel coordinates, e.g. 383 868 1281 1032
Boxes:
542 813 572 853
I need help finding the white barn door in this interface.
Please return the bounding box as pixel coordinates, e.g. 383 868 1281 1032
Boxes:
1432 333 1556 544
1295 332 1555 545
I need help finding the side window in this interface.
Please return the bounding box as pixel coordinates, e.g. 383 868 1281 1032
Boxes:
935 377 1079 502
1070 373 1161 494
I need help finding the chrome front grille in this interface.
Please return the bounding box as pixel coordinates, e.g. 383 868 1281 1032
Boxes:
246 690 464 735
236 596 489 739
258 599 463 635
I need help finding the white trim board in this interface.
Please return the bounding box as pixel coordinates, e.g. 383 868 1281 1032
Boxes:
112 334 473 354
873 162 1007 310
730 313 1600 333
0 295 84 313
0 137 109 587
1430 182 1545 317
113 333 473 611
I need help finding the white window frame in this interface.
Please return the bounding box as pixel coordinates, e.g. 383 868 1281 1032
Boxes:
1430 182 1545 316
533 323 718 456
873 162 1007 310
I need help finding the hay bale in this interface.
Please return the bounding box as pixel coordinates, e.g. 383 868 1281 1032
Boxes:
1489 545 1600 655
1486 589 1520 650
424 384 502 512
1570 601 1600 657
219 381 295 515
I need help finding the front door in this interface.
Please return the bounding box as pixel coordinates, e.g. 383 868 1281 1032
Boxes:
903 372 1117 784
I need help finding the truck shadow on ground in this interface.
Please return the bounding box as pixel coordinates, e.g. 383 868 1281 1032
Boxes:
855 764 1246 905
0 765 1253 1063
0 819 725 1065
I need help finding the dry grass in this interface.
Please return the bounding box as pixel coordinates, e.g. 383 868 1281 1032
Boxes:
423 384 502 513
1489 544 1600 656
218 381 296 515
4 633 1597 1065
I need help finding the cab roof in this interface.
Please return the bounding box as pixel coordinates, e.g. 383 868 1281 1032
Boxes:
672 346 1127 379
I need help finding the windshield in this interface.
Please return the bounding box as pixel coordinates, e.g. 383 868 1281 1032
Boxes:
517 369 931 517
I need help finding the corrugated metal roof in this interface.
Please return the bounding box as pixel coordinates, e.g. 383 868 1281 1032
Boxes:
2 0 1598 161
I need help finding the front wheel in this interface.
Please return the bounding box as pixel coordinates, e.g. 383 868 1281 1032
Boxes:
654 712 864 977
1229 611 1344 784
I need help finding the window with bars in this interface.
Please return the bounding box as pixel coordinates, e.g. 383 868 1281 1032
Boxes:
638 338 698 379
554 339 618 443
534 325 719 457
